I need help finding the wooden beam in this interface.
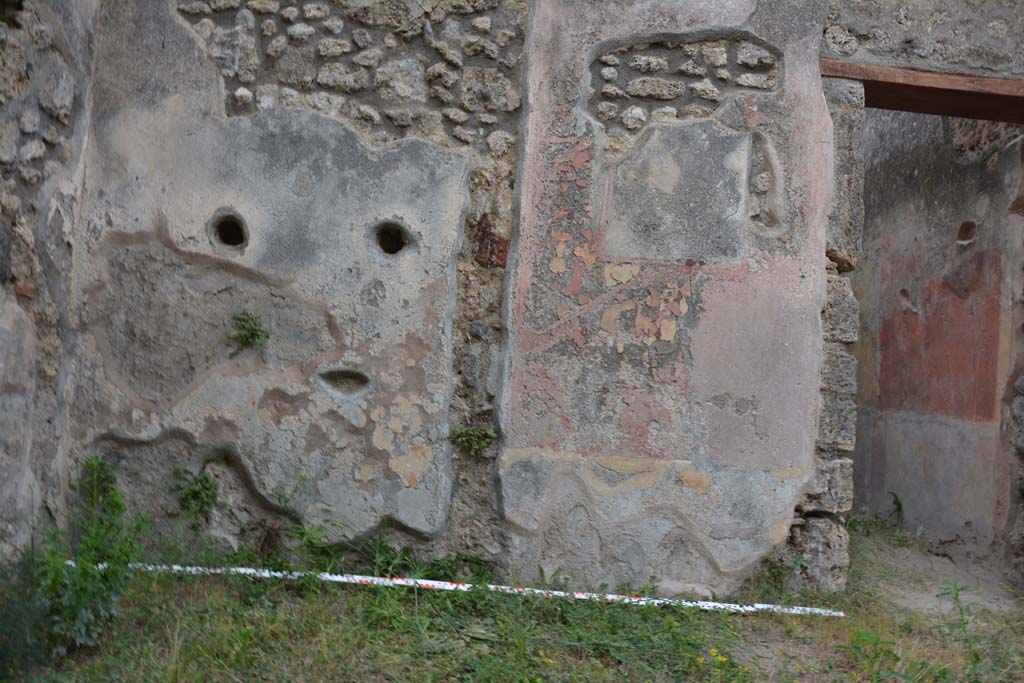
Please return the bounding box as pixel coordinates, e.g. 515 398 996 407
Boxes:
820 59 1024 124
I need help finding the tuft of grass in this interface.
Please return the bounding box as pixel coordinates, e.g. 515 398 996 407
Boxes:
226 310 268 358
170 466 219 521
449 426 497 458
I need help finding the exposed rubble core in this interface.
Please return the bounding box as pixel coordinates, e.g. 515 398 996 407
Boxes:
587 36 780 136
176 0 523 149
822 0 1024 79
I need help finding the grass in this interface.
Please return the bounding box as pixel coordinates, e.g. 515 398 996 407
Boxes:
18 520 1024 683
25 573 753 682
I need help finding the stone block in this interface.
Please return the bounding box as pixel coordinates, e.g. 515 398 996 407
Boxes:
783 516 850 593
799 457 853 514
823 273 859 343
818 392 857 453
821 343 857 396
823 77 864 272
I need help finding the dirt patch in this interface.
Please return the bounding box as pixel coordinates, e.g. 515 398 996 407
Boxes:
852 529 1022 614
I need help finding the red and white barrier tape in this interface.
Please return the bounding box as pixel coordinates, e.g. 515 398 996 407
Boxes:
97 561 845 617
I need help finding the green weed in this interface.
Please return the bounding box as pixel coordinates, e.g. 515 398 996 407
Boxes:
0 457 149 679
170 466 218 520
227 310 269 357
449 426 497 458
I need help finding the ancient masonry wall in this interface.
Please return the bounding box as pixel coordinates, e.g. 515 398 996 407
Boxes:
33 0 1024 593
2 0 849 594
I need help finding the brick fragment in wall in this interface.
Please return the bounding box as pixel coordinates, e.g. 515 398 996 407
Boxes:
783 516 849 593
799 458 853 514
820 343 857 396
817 392 856 454
823 273 858 343
823 77 865 273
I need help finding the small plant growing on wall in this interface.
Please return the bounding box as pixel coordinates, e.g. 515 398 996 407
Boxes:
171 466 219 520
226 310 268 358
448 426 497 458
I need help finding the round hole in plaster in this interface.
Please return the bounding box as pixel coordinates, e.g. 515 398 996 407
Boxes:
956 221 978 246
214 213 248 248
374 222 410 255
318 369 370 395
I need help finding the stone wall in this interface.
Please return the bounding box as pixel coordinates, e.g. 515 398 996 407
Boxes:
853 109 1023 568
0 0 911 596
71 0 528 560
0 0 97 555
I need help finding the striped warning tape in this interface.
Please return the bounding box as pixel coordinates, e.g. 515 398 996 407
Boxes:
85 561 845 617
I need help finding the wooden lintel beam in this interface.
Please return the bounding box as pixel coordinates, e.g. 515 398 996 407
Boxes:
820 58 1024 124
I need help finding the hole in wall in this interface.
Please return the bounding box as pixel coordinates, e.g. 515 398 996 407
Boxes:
317 369 370 395
956 221 978 246
1 0 24 27
898 288 919 314
374 222 410 256
214 213 248 248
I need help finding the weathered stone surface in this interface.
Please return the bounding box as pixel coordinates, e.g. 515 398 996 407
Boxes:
0 120 19 164
459 66 518 112
0 294 38 558
603 121 749 263
800 458 853 514
38 52 75 124
783 517 849 592
823 273 858 343
823 77 864 271
501 0 833 594
317 63 369 91
689 77 721 101
318 38 351 57
737 41 775 66
825 0 1024 78
620 104 645 129
624 77 684 100
628 55 668 73
588 34 780 135
821 344 857 396
375 58 427 102
818 392 856 454
247 0 279 13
